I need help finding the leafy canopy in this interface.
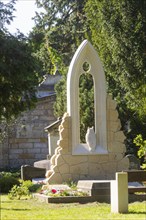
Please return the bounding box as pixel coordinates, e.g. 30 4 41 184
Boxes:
0 0 43 122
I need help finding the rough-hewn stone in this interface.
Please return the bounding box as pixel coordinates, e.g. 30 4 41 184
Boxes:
45 94 129 184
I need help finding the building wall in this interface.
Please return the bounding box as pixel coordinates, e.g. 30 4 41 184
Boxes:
0 95 56 169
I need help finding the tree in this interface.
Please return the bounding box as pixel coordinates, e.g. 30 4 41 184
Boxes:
0 0 16 31
0 1 43 123
85 0 146 152
31 0 88 74
85 0 146 114
31 0 92 141
133 134 146 169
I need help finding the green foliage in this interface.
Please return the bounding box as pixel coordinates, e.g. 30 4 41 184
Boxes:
8 180 42 200
8 184 30 200
79 73 94 142
31 0 88 74
0 31 43 121
65 179 77 190
0 0 43 125
85 0 146 115
22 180 42 193
0 175 20 193
0 171 20 178
85 0 146 153
53 75 67 117
0 0 16 31
133 134 146 169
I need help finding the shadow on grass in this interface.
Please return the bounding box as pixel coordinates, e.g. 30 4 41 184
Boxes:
1 208 30 211
126 211 146 214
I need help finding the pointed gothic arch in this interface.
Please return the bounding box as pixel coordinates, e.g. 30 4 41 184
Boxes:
67 40 108 155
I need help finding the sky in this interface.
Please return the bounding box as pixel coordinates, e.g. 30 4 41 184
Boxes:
3 0 40 35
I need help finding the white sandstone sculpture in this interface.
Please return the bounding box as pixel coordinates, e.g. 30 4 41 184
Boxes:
85 127 96 152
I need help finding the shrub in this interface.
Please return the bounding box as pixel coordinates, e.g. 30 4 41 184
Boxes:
133 134 146 169
8 180 43 200
22 180 42 193
0 171 20 179
0 176 20 193
8 185 30 200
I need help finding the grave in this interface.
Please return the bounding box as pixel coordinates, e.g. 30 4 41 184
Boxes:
125 154 140 170
44 39 129 185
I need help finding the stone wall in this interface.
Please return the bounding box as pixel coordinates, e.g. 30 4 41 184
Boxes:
0 95 56 169
46 94 129 184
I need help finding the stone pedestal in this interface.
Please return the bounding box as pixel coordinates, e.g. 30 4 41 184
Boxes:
77 180 111 203
111 172 128 213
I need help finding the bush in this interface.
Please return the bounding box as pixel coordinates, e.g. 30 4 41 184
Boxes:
0 176 20 193
8 184 30 200
22 180 42 193
0 171 20 179
8 180 43 200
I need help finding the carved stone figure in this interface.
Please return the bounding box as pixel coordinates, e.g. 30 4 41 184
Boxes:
85 127 96 152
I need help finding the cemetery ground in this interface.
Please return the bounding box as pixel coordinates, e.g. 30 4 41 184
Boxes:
1 194 146 220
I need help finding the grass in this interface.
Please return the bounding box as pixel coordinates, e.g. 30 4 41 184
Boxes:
1 194 146 220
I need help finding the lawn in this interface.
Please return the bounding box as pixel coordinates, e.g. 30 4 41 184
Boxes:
1 195 146 220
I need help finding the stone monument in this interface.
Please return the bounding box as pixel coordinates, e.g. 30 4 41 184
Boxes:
45 40 129 184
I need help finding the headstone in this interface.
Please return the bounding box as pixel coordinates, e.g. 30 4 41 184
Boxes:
21 165 46 181
126 154 140 170
77 180 111 203
111 172 128 213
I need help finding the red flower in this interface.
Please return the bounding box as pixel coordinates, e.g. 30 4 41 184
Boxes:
51 188 57 194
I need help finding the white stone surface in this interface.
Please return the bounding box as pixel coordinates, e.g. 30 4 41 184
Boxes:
67 40 107 155
111 172 128 213
86 127 96 152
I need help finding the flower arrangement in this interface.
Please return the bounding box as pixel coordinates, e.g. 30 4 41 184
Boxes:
39 186 88 197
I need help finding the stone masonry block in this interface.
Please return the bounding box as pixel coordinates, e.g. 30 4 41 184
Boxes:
60 128 69 140
55 155 65 166
34 143 47 148
70 163 88 175
61 174 72 182
47 173 63 184
98 155 109 163
88 163 102 176
57 139 69 150
55 154 61 165
50 154 56 166
107 131 114 143
62 155 88 166
114 131 126 143
108 153 117 161
88 155 101 163
19 153 33 159
19 143 33 148
53 165 59 173
108 142 126 153
107 120 121 132
54 146 62 155
107 109 119 122
59 124 63 131
108 99 117 110
117 157 129 171
58 163 70 174
9 149 23 154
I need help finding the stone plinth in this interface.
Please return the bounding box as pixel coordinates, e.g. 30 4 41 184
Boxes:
111 172 128 213
77 180 111 203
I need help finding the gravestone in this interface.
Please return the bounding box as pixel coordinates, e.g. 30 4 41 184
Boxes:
44 40 129 184
126 154 140 170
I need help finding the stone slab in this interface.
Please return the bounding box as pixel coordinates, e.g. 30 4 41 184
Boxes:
34 159 50 170
77 180 111 197
33 193 110 203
